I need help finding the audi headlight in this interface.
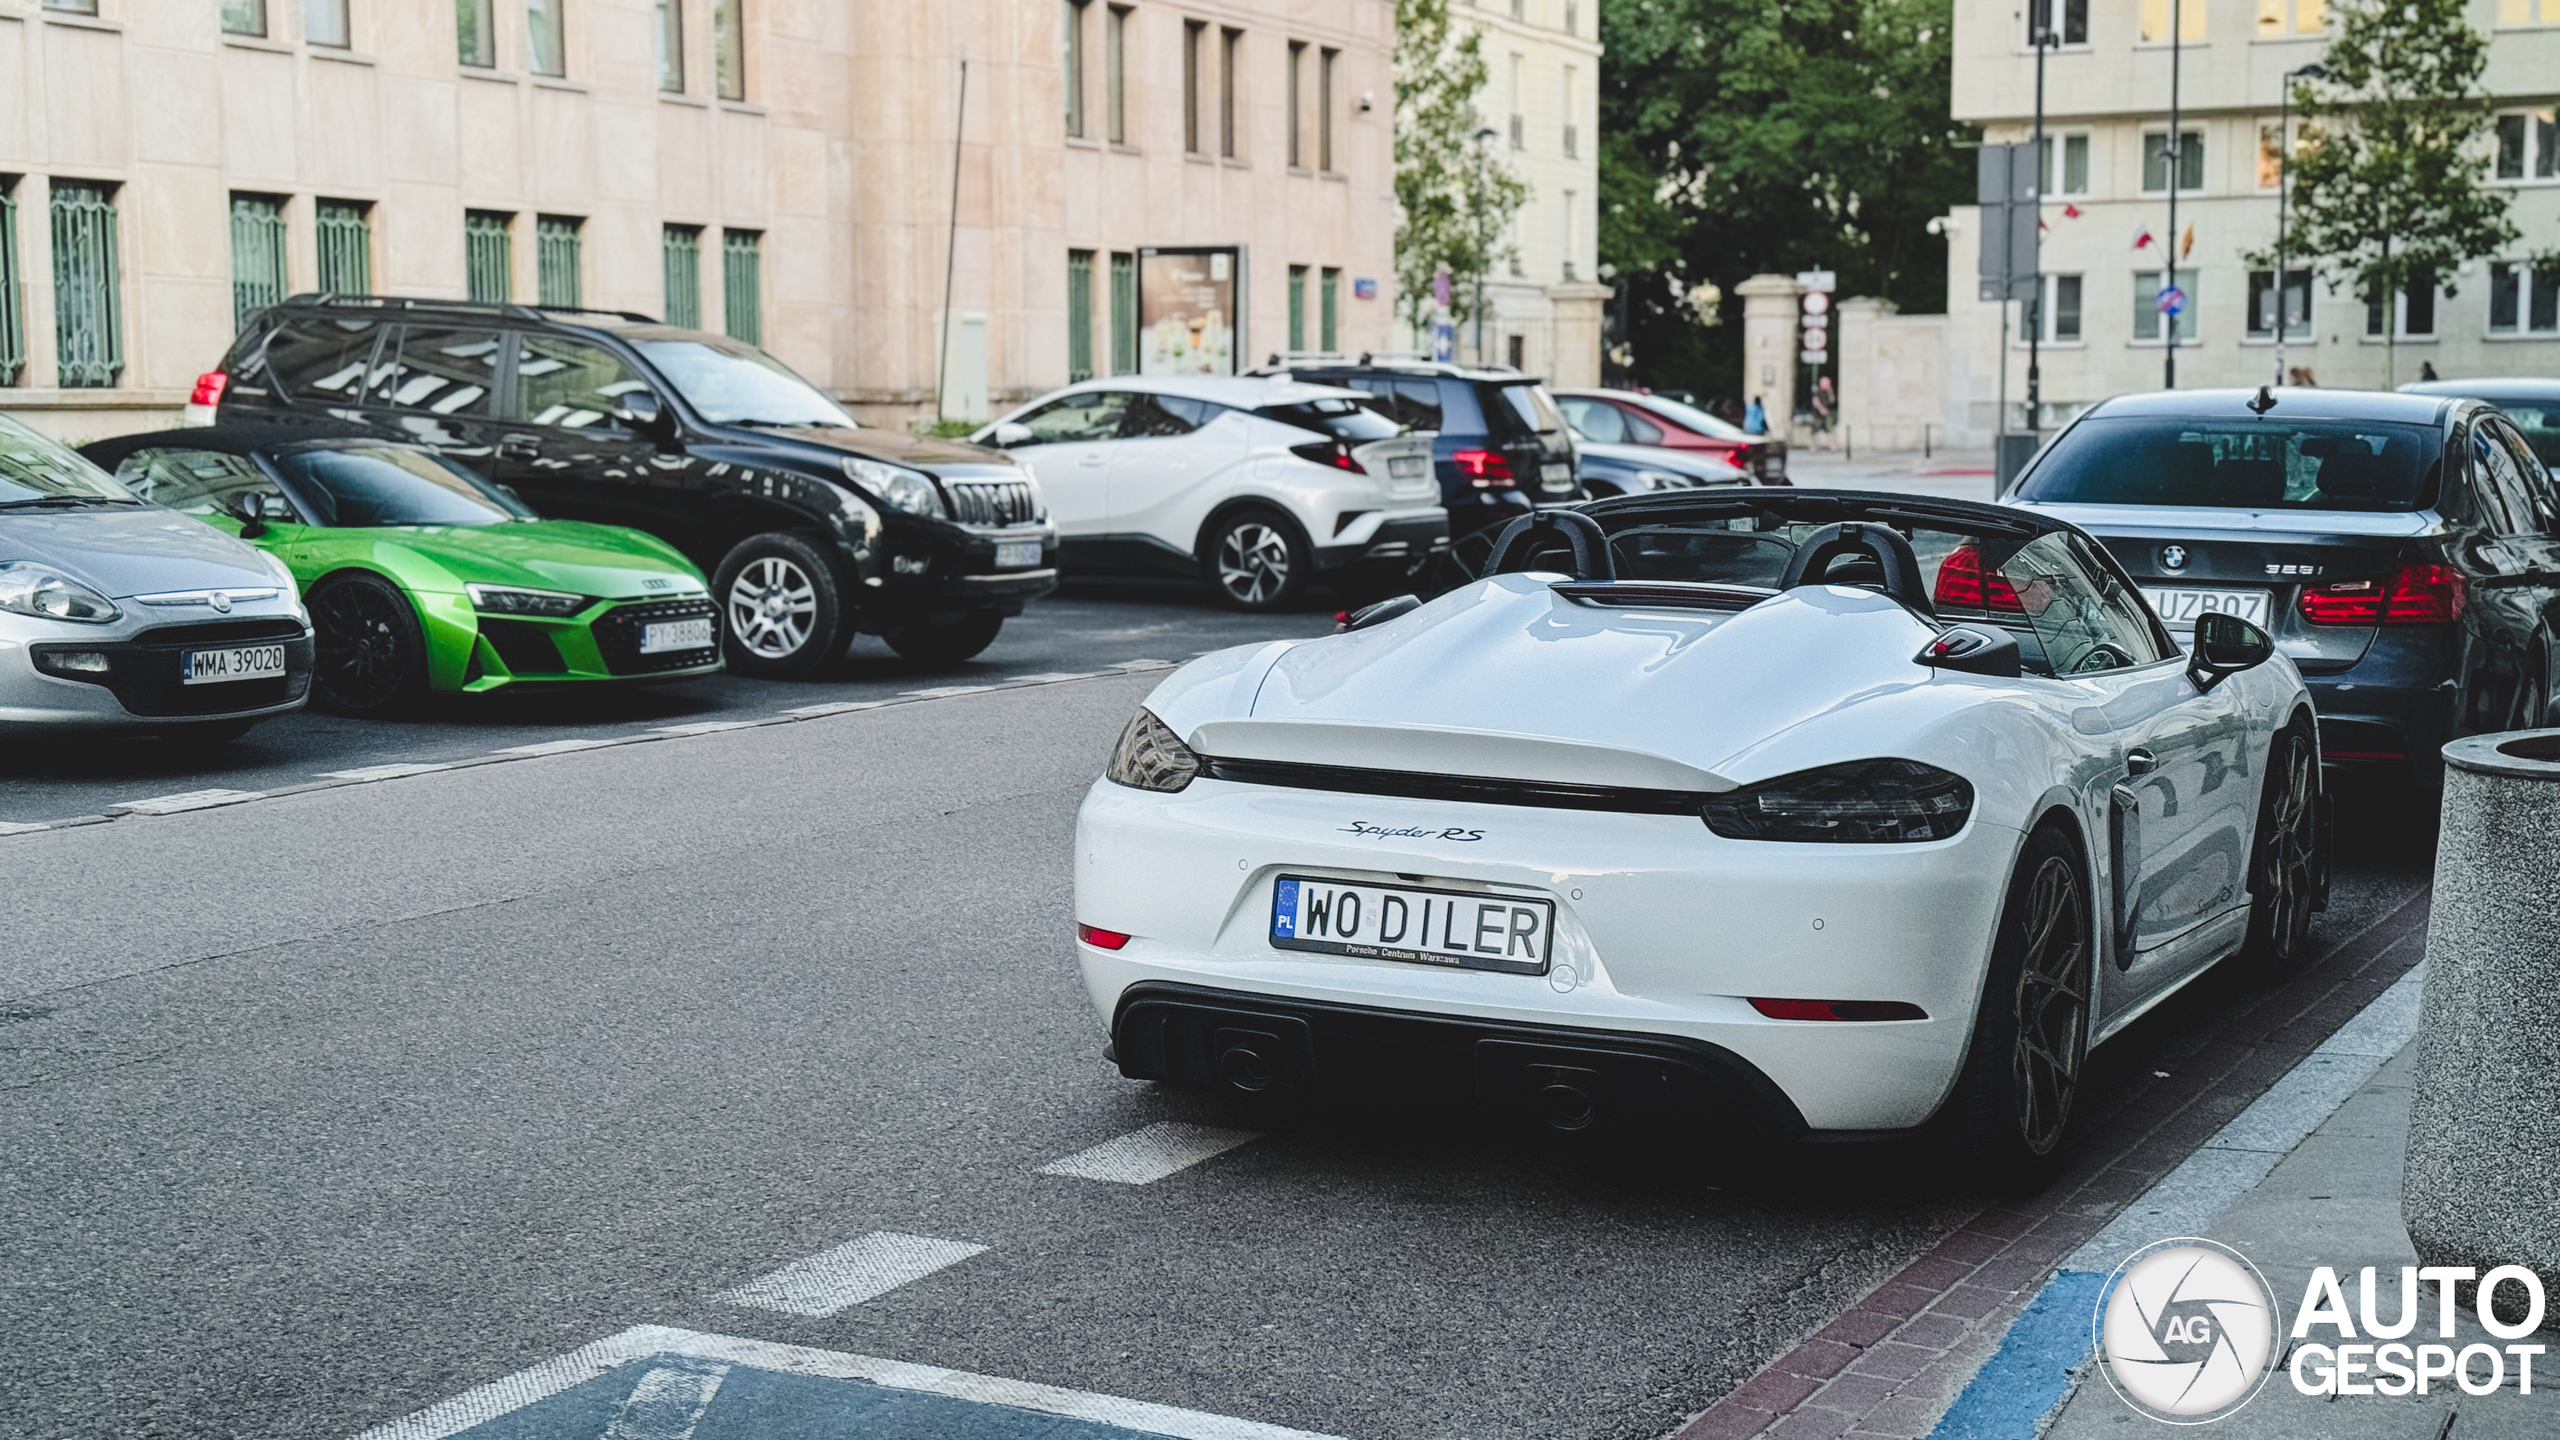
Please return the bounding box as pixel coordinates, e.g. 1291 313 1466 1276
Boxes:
1702 759 1974 843
0 562 119 624
843 457 946 518
466 583 591 617
1106 708 1202 792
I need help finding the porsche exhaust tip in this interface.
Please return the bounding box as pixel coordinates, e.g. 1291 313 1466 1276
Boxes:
1213 1028 1283 1092
1526 1063 1604 1131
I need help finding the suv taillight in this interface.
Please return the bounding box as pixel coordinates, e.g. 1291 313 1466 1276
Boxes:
2298 563 2466 626
1290 439 1366 474
1449 448 1515 488
189 371 229 408
1931 539 2024 612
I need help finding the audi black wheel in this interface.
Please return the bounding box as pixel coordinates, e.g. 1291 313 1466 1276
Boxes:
309 572 428 717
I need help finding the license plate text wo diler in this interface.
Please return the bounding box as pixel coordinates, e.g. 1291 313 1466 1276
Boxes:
1270 875 1553 975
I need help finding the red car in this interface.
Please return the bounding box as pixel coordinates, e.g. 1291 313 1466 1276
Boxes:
1555 389 1790 482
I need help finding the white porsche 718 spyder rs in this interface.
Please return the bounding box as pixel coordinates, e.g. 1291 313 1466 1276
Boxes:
1072 490 2331 1176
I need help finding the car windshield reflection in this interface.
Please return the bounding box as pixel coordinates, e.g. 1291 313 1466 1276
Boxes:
637 338 858 428
269 444 535 528
0 414 146 507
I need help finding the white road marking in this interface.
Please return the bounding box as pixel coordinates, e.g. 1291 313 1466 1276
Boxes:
715 1231 987 1317
317 762 452 781
598 1360 728 1440
346 1325 1344 1440
1039 1122 1260 1185
489 738 616 757
111 789 263 815
649 721 762 736
1107 659 1175 670
0 820 53 836
1005 671 1097 684
901 684 995 699
782 701 887 718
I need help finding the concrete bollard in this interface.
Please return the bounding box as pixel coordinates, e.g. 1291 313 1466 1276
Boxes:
2403 729 2560 1332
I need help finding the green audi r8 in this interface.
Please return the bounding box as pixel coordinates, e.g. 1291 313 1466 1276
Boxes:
82 424 720 714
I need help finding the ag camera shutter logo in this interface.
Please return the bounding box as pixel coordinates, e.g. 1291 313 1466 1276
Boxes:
2096 1238 2281 1423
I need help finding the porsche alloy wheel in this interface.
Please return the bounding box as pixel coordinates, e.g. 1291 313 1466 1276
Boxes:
713 532 846 679
2240 725 2320 976
1205 511 1306 612
310 573 427 716
2009 853 2091 1157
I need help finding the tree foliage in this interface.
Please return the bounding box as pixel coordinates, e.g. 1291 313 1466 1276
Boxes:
1598 0 1973 397
1394 0 1529 333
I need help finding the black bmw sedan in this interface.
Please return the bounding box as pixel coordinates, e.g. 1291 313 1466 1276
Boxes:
2007 387 2560 799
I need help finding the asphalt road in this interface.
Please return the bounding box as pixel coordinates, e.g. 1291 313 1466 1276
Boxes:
0 657 2431 1440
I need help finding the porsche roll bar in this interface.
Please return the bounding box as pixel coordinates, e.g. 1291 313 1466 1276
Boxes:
1482 509 1618 582
1776 521 1935 616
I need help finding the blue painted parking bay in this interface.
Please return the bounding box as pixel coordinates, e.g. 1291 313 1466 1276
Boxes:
357 1327 1336 1440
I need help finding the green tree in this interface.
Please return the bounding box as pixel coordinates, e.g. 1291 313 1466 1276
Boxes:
1393 0 1527 335
1598 0 1973 398
2252 0 2533 383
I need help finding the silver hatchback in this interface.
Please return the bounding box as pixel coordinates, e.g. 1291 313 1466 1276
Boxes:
0 414 313 740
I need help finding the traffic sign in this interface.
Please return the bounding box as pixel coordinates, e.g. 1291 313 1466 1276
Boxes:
2158 285 2187 316
1802 292 1831 316
1801 349 1830 366
1796 270 1837 293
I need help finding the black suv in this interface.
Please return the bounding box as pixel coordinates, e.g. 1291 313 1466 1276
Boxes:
1250 356 1580 580
198 296 1057 675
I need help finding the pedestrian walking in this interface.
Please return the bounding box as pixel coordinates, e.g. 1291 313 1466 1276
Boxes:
1743 395 1767 434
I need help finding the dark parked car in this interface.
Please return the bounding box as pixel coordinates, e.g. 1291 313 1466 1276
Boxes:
194 295 1057 674
1554 389 1789 482
2007 387 2560 798
2400 377 2560 470
1250 356 1580 583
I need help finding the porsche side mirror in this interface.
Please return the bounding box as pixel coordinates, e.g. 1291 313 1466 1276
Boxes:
612 389 674 445
1915 624 2022 678
2188 611 2274 691
980 421 1034 449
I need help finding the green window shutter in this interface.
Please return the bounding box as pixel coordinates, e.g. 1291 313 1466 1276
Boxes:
229 195 289 329
316 200 371 295
722 229 761 344
0 184 24 387
1067 249 1095 382
50 181 122 389
1287 266 1306 351
1320 267 1339 352
537 216 582 308
465 211 512 303
1109 251 1137 375
662 226 701 328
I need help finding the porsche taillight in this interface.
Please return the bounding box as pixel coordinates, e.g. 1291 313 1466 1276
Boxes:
2298 563 2465 626
1932 540 2024 613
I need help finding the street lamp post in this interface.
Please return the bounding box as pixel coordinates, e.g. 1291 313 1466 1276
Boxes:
2028 3 2054 436
1471 126 1498 366
2164 0 2183 389
2273 62 2329 387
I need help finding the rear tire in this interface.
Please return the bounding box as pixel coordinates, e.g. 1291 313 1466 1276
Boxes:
1200 507 1311 612
308 572 430 717
715 532 847 679
2237 722 2323 980
1951 824 2093 1185
883 610 1004 667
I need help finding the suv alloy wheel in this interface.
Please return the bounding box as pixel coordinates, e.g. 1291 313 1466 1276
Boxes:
714 532 847 678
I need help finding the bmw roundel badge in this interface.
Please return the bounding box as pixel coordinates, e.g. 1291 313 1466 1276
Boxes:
2160 545 2189 571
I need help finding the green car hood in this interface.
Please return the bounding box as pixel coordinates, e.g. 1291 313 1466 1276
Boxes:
308 520 705 598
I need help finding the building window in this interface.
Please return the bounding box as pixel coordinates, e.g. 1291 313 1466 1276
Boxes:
315 200 371 294
1067 249 1096 381
2256 119 2300 190
2041 273 2084 340
1508 54 1525 149
465 210 513 302
2494 110 2559 181
1320 267 1340 351
527 0 566 77
536 217 581 307
2045 133 2091 194
222 0 268 38
2141 129 2205 193
1319 47 1338 170
2489 262 2560 334
2138 0 2208 41
715 0 745 101
1288 265 1307 350
1221 28 1243 160
230 195 289 330
722 229 761 343
663 225 703 328
1507 334 1526 369
305 0 351 48
44 0 100 14
1110 250 1137 372
2246 268 2312 335
1064 0 1087 138
657 0 686 92
2498 0 2559 23
2029 0 2090 43
2256 0 2326 33
459 0 496 66
1106 6 1130 144
1562 67 1578 157
2365 270 2436 338
0 180 23 387
2133 268 2199 342
1565 0 1580 34
1560 194 1577 281
1183 20 1207 154
50 181 122 389
1287 42 1306 168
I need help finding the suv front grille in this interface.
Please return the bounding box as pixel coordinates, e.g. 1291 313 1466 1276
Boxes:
591 596 719 676
947 479 1040 527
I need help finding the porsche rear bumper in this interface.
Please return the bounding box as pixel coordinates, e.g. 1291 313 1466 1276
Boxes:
1073 777 2027 1133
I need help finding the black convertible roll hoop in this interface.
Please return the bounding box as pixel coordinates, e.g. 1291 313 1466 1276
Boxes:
1776 521 1935 615
1483 509 1618 581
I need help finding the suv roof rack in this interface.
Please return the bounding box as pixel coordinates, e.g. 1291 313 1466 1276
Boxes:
1251 350 1531 380
276 293 664 326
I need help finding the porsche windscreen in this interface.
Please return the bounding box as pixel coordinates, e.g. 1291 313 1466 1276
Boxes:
2014 417 2445 511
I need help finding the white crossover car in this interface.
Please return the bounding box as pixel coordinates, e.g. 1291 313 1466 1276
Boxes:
1074 490 2328 1175
974 376 1445 611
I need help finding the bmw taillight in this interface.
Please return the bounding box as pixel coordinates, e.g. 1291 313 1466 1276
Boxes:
1449 448 1516 488
1931 540 2025 613
2298 563 2466 626
189 371 229 408
1290 439 1367 474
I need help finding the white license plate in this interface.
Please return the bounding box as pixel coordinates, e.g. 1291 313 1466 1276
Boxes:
1541 463 1574 492
639 617 714 654
994 539 1043 568
1387 455 1427 479
2139 586 2270 628
1270 874 1554 975
180 644 287 685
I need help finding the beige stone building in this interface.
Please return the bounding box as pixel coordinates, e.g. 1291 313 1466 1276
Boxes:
0 0 1398 441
